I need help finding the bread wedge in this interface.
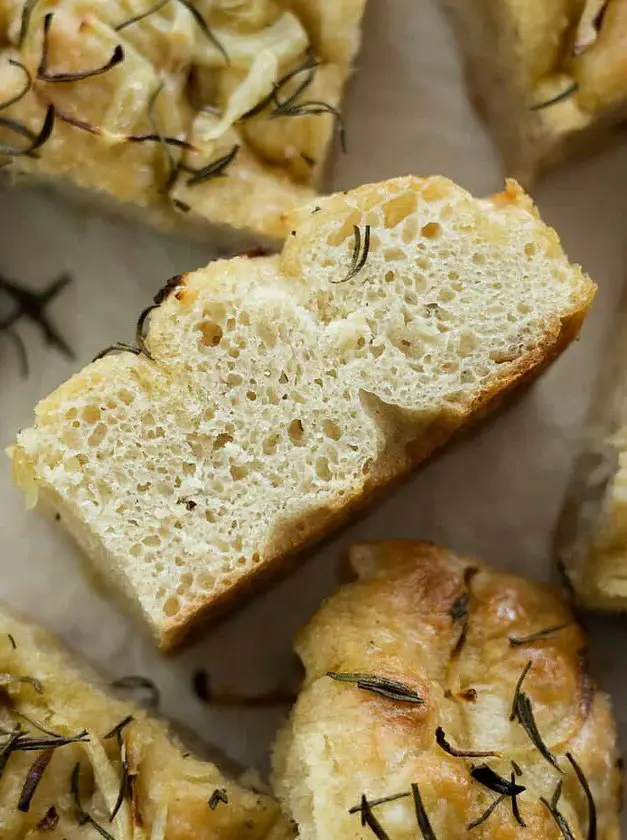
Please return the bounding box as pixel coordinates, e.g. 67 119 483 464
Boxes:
0 606 293 839
441 0 627 184
0 0 366 246
11 175 595 651
555 299 627 609
273 541 621 839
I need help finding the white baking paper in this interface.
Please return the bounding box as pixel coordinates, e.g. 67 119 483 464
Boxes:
1 0 627 817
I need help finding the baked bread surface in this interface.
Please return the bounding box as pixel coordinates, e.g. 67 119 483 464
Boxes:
0 606 290 839
11 175 595 650
441 0 627 182
0 0 366 242
273 541 621 839
556 305 627 609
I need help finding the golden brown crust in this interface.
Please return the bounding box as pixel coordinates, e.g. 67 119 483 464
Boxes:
273 542 621 839
0 604 289 839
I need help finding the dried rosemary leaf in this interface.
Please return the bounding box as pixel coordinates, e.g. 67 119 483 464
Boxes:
435 726 499 759
411 782 437 839
331 225 371 284
357 794 391 839
327 671 423 704
348 792 411 815
567 752 596 840
38 14 124 83
72 761 117 840
209 788 228 810
468 794 505 830
17 747 54 812
509 623 572 646
182 144 240 187
530 82 579 112
470 765 525 797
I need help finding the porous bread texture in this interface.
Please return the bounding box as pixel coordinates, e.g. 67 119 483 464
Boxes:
0 605 291 839
441 0 627 183
272 542 621 839
11 176 595 650
0 0 366 244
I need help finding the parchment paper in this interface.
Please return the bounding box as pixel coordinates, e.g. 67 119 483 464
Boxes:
2 0 627 814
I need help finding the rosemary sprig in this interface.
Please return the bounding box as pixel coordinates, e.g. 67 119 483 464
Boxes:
182 143 240 187
72 762 116 840
242 50 318 119
510 770 526 827
38 14 124 83
411 782 437 839
567 752 596 840
104 715 134 741
509 660 532 721
0 60 33 112
111 675 160 709
177 0 228 64
327 671 423 704
18 0 40 47
17 747 54 812
512 689 562 772
146 82 177 194
530 82 579 112
348 792 411 815
540 780 576 839
357 794 390 839
272 98 346 152
435 726 499 759
450 593 469 622
468 795 506 830
331 224 371 284
0 674 43 693
115 0 169 30
208 788 228 810
52 105 193 149
509 623 572 646
92 341 141 362
470 765 525 797
0 104 55 157
115 0 228 62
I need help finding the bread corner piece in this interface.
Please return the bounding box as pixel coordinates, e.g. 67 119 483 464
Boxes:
272 541 621 838
0 606 292 840
441 0 627 183
11 175 594 651
0 0 367 246
555 344 627 610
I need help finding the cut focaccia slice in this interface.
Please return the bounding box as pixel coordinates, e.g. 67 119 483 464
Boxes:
11 175 595 650
0 605 292 839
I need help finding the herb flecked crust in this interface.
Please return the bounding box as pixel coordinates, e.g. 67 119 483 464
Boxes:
273 541 621 838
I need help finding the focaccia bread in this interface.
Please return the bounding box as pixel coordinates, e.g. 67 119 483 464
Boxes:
0 605 292 839
0 0 366 245
556 302 627 609
273 541 621 839
441 0 627 183
10 175 595 651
